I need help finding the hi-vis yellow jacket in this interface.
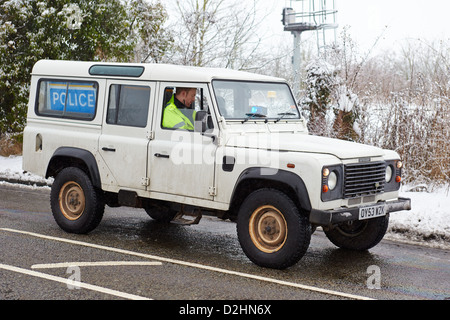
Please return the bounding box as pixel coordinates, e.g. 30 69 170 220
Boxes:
162 95 195 130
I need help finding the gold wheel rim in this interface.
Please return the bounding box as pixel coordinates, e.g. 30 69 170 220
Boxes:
59 181 85 221
249 205 287 253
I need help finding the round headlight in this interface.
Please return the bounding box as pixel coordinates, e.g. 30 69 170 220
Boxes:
328 171 338 190
385 165 393 183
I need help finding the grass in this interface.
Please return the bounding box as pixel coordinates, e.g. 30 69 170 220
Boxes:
0 135 23 157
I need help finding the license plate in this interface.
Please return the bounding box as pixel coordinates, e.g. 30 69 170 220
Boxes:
359 204 386 220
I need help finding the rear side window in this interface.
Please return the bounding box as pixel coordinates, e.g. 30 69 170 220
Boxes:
36 79 98 120
106 84 150 128
89 65 144 77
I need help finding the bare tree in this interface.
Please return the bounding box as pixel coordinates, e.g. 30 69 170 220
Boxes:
346 38 450 186
170 0 266 69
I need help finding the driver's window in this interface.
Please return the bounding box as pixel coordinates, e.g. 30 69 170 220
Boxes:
106 84 150 128
161 86 213 131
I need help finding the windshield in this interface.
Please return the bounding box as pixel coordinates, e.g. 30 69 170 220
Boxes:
212 80 300 121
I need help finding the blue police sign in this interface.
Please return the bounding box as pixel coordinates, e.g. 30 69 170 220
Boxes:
49 82 96 115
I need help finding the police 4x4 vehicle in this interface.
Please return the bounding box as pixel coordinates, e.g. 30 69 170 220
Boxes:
23 60 411 269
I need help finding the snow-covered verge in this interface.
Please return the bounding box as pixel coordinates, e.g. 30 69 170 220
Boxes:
0 155 448 249
388 185 449 249
0 155 53 187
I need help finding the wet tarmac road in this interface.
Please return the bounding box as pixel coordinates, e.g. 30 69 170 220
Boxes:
1 183 449 301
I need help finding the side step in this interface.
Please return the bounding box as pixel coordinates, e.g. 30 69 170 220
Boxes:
171 205 202 225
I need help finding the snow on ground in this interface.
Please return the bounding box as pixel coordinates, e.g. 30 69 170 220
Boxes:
0 155 449 249
0 155 53 186
390 185 450 248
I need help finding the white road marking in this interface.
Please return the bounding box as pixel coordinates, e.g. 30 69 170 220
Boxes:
32 261 162 269
0 227 374 300
0 263 151 300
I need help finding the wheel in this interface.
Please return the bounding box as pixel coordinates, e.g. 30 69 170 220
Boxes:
50 167 104 234
324 215 389 250
237 188 311 269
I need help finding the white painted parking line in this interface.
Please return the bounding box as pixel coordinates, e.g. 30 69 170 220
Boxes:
31 261 162 269
0 227 375 300
0 263 151 300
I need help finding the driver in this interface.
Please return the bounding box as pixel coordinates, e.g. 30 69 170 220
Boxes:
162 87 197 130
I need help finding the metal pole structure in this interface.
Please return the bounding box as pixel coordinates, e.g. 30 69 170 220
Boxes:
282 0 338 97
292 31 302 97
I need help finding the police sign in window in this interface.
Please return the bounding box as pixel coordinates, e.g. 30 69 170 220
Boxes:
36 80 98 120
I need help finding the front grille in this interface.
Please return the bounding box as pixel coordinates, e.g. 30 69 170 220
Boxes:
344 162 386 198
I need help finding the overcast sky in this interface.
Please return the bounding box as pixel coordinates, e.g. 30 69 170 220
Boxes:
259 0 450 53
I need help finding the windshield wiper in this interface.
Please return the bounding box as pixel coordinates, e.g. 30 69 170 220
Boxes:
275 112 297 123
242 113 267 123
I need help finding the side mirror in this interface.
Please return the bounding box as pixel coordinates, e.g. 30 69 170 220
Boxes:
195 110 208 133
195 110 216 142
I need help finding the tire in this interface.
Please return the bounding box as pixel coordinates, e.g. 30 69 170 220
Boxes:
50 167 104 234
237 188 311 269
324 215 389 250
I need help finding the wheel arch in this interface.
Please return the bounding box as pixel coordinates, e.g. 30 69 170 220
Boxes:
46 147 101 188
229 168 312 219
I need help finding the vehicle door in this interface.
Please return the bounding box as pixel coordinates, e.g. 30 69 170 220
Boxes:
99 80 155 191
148 83 218 200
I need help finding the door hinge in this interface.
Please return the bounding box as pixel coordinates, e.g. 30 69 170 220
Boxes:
147 131 155 140
208 186 217 196
141 177 150 186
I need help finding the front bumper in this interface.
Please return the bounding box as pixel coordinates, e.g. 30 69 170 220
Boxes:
309 197 411 227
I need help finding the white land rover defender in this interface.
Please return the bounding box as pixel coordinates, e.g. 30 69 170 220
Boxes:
23 60 411 269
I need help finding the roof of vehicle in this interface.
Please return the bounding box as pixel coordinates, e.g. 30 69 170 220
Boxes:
32 60 286 83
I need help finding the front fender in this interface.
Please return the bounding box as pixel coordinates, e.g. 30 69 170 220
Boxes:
231 167 312 213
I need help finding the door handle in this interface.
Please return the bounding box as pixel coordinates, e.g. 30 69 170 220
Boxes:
154 153 170 159
102 147 116 152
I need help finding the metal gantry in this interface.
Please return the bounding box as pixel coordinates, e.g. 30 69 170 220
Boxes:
282 0 338 93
